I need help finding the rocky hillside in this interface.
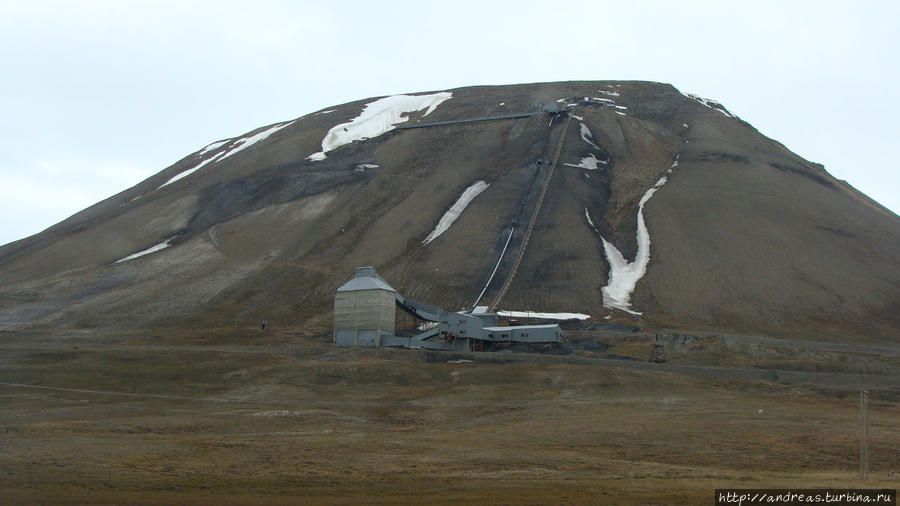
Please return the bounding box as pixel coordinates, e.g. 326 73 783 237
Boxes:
1 81 898 342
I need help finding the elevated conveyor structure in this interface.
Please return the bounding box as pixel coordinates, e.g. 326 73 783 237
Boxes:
395 297 443 323
388 102 577 317
393 108 551 293
396 112 540 130
488 113 573 311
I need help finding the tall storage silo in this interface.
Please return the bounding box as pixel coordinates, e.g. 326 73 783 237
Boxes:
333 267 398 346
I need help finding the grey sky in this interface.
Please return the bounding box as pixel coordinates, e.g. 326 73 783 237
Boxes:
1 0 897 246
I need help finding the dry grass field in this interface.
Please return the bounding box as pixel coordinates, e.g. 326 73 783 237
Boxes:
1 328 898 504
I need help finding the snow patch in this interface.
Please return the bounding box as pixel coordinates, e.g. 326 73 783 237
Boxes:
598 176 668 314
597 89 620 97
564 154 605 170
354 163 378 173
114 236 177 263
579 123 601 150
217 121 294 164
422 180 489 245
308 92 452 161
199 139 230 156
315 109 335 115
159 121 293 189
159 152 226 188
497 310 590 321
678 89 735 118
584 207 595 229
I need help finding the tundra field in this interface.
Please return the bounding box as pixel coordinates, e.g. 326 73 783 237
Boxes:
2 327 898 504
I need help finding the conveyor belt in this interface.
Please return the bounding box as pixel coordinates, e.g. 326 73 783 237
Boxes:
396 112 538 130
489 113 573 311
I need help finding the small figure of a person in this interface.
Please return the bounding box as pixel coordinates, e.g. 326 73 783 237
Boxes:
261 320 268 330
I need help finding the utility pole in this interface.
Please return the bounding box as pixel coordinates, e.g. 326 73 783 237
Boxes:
859 387 869 480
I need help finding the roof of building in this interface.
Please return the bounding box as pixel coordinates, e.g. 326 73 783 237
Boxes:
336 266 398 293
482 324 560 331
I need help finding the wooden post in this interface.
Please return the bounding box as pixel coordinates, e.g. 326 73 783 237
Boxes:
860 387 869 480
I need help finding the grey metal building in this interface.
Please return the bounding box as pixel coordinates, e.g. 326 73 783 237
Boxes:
333 266 398 346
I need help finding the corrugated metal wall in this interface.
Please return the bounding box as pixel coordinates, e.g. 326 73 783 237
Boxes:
333 289 396 346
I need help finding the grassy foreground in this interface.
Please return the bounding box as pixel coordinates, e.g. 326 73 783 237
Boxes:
1 331 898 504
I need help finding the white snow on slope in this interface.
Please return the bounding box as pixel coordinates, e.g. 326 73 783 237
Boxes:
159 121 293 189
217 121 294 163
199 139 230 156
584 207 595 229
497 310 590 321
599 176 668 314
678 89 734 118
579 123 601 150
159 152 225 188
422 180 489 245
564 154 605 170
114 236 177 263
308 92 452 161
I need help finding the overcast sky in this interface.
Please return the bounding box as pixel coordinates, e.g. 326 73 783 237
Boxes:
1 0 897 246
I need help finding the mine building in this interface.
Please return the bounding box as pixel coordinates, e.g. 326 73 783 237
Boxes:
333 267 564 351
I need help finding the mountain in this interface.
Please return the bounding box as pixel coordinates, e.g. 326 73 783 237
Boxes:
1 81 898 342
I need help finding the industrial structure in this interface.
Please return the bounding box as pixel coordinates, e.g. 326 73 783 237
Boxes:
334 267 564 351
649 334 667 363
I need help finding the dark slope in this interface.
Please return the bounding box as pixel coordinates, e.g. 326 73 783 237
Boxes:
1 81 898 342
